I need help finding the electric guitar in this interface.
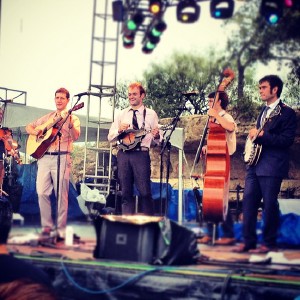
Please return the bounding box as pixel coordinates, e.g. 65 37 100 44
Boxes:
26 103 84 159
117 124 173 151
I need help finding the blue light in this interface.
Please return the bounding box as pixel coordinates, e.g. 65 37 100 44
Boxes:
269 13 279 24
215 10 221 17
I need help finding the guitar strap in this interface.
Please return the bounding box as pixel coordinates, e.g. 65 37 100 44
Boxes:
141 107 146 129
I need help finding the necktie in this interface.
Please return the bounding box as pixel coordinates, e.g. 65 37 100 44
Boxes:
260 106 270 127
132 110 139 130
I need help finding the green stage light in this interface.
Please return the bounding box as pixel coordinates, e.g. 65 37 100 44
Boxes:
126 12 144 31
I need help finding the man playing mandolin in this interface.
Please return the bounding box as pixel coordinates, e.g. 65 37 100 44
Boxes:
235 75 297 253
25 87 80 241
108 82 160 215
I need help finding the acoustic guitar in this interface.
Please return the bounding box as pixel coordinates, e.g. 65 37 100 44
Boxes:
117 124 172 151
26 103 84 159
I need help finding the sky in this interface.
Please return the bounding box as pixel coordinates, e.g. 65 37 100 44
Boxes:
0 0 275 115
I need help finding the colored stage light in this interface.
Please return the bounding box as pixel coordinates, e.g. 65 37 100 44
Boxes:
210 0 234 19
176 0 200 23
149 0 162 15
125 12 144 31
142 19 167 54
260 0 283 24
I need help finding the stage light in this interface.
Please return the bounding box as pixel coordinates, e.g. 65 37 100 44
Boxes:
112 0 124 22
149 0 162 15
260 0 283 24
149 19 167 37
125 12 144 31
122 11 144 49
176 0 200 23
123 32 135 49
142 19 167 54
210 0 234 19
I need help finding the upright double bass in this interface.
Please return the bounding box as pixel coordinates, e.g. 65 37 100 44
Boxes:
192 68 235 223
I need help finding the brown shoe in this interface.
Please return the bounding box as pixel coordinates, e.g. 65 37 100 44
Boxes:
214 237 236 246
197 235 212 244
232 244 255 253
248 245 278 254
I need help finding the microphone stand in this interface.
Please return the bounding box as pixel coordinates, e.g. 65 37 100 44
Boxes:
52 97 81 243
159 98 187 217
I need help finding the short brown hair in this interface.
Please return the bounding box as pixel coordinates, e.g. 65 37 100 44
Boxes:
128 82 146 96
55 87 70 99
208 91 229 110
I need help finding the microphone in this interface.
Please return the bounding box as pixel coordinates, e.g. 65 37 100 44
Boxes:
0 99 13 103
74 91 102 97
182 91 198 96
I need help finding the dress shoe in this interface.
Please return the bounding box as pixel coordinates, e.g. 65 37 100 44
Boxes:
214 237 236 246
232 244 255 253
197 235 212 244
248 245 278 254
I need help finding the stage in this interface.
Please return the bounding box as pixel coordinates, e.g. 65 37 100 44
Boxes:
7 218 300 300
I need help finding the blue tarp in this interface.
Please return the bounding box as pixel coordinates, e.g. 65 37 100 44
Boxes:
16 163 85 222
14 164 300 245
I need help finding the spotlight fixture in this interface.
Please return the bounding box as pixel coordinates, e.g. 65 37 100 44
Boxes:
125 12 144 31
149 0 163 15
122 11 144 49
142 19 167 54
260 0 283 24
123 32 135 49
210 0 234 19
112 0 124 22
176 0 200 23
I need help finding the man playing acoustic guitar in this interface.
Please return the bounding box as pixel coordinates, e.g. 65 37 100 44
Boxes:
25 87 80 241
108 82 160 216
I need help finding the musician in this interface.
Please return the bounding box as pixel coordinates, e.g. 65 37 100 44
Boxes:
235 75 297 253
25 88 80 241
198 91 237 245
107 82 160 215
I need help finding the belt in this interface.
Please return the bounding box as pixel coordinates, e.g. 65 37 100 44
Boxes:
131 146 149 152
44 151 70 155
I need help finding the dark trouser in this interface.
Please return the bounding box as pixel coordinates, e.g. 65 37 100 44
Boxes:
242 168 282 249
117 150 154 215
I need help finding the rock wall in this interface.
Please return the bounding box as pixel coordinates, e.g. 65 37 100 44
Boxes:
150 110 300 199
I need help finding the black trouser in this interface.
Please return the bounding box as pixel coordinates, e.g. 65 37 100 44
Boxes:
117 150 154 215
242 168 282 248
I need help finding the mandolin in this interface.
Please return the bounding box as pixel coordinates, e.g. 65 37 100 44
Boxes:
117 124 172 151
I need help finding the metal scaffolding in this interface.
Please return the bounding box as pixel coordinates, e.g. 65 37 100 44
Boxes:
82 0 120 201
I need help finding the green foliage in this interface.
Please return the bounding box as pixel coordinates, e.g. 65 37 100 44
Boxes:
283 67 300 107
141 51 229 118
224 0 300 99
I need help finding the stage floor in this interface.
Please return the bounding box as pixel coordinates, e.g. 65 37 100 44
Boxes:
7 219 300 300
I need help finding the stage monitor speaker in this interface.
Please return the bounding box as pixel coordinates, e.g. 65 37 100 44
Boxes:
93 216 200 265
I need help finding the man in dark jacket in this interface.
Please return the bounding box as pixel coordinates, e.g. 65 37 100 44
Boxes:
235 75 297 253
